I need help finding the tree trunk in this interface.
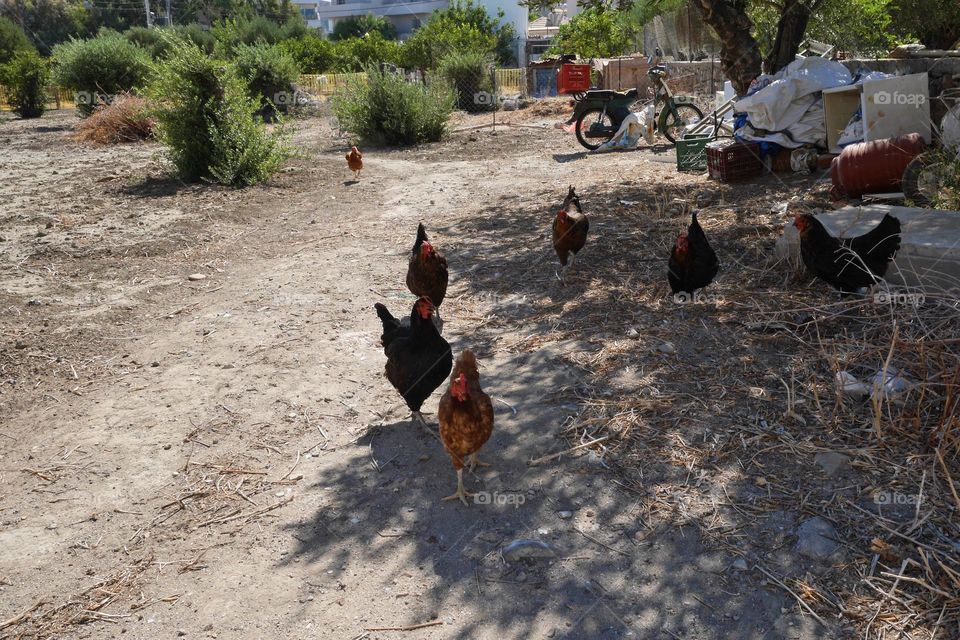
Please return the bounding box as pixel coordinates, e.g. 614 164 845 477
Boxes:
765 0 812 74
690 0 762 96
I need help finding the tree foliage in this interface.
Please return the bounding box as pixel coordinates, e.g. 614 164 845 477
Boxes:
330 15 397 42
547 7 632 58
0 15 33 64
402 0 516 69
890 0 960 49
277 33 335 73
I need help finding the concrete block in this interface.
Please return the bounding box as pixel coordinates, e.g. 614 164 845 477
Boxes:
779 204 960 292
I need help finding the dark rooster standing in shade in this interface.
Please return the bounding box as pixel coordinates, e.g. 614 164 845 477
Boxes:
794 213 901 293
374 297 452 427
668 211 719 296
438 350 494 505
406 224 448 308
552 186 589 284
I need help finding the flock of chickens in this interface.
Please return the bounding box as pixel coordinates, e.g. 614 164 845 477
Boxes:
357 150 904 506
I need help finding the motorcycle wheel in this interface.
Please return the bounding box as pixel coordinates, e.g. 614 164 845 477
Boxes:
575 108 616 151
661 103 704 143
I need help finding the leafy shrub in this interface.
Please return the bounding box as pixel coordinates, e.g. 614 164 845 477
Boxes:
0 16 34 65
437 49 494 112
333 32 403 72
233 42 299 120
171 24 216 55
213 16 308 57
124 26 168 58
402 0 514 70
1 49 49 118
51 33 153 116
148 38 290 186
277 33 334 73
332 65 454 146
331 15 396 42
74 92 154 143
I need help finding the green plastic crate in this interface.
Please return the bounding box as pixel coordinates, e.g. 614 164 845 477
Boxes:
676 134 714 171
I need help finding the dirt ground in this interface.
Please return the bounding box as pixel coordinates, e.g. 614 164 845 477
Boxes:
1 107 957 640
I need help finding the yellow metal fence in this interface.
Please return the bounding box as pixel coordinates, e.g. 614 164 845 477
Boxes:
1 69 527 111
0 85 75 111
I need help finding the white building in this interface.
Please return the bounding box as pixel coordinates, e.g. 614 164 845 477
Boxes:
294 0 528 64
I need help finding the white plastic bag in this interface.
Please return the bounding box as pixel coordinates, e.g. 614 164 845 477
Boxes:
593 104 655 153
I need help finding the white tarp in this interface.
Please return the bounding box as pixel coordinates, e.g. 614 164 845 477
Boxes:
735 57 851 131
739 98 828 149
734 57 851 148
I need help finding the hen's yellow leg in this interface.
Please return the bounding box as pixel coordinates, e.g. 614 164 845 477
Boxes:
441 469 472 506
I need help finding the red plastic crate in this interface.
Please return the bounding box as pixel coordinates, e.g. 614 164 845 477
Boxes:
557 64 591 94
706 139 763 182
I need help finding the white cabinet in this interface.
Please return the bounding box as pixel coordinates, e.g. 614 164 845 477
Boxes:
822 72 931 153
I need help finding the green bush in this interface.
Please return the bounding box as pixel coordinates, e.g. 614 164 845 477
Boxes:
213 16 308 57
148 38 290 186
123 25 214 59
1 49 50 118
171 24 216 55
401 0 514 70
51 32 153 116
437 49 494 112
124 26 169 58
277 34 335 73
331 15 396 42
332 32 403 72
332 64 454 146
232 42 300 120
0 16 34 65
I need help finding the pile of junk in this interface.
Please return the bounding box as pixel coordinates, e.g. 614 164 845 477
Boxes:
677 55 960 205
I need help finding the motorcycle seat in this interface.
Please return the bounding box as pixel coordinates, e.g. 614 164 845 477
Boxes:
585 88 637 101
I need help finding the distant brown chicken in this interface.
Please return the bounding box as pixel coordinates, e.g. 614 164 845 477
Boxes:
346 146 363 180
438 350 494 505
552 185 589 284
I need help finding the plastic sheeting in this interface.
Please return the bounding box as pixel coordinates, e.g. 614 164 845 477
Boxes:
735 57 851 148
736 57 851 131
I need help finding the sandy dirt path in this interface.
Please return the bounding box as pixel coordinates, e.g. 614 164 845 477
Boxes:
1 112 837 640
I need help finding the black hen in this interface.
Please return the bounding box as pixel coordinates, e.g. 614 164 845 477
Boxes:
794 213 901 293
374 297 452 426
667 211 719 295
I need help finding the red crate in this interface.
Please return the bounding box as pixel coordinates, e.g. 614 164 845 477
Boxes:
557 64 591 94
706 139 763 182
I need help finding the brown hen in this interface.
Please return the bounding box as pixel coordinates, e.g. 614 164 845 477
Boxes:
552 185 589 284
406 223 448 308
438 350 494 505
346 146 363 180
